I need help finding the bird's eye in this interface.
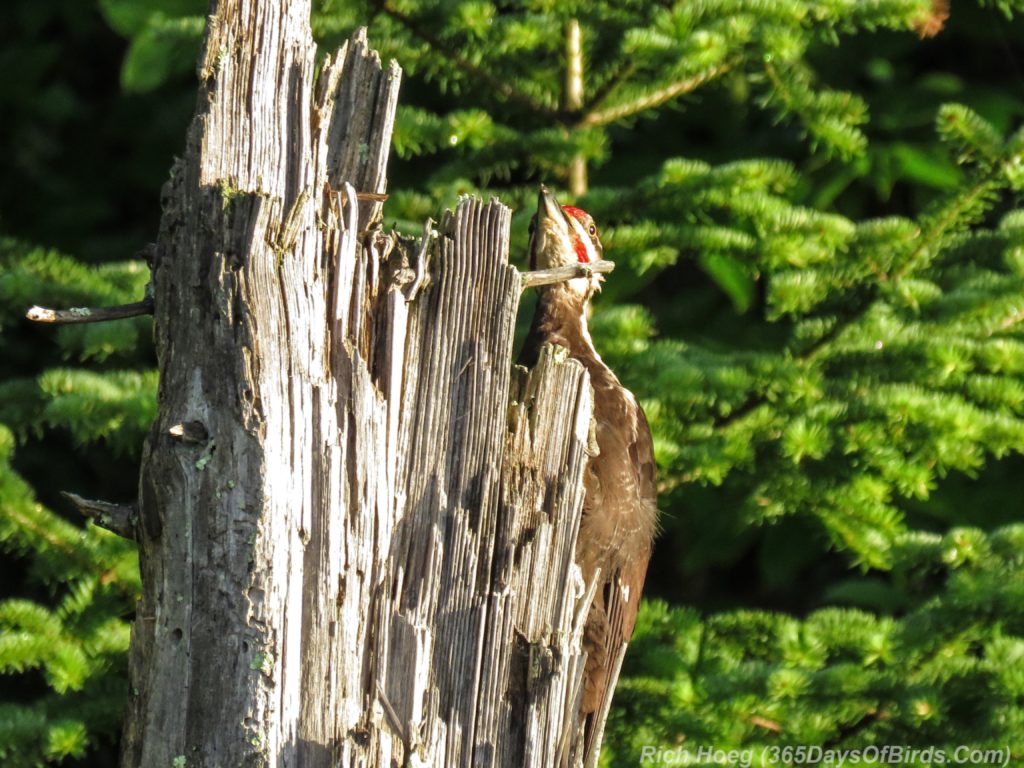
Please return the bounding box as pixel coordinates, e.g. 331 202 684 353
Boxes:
588 225 597 236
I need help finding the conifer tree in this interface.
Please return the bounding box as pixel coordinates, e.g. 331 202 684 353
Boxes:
0 242 151 765
1 0 1023 765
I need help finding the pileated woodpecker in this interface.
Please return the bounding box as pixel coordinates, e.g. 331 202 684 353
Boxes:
519 187 658 753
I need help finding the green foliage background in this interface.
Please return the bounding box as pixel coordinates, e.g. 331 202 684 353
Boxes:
1 0 1023 765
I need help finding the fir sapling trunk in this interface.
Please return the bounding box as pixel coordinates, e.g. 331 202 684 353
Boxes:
121 0 604 765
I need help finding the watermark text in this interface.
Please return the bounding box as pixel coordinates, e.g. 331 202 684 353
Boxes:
637 744 1011 767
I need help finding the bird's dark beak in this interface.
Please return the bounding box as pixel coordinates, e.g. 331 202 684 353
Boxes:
537 185 564 226
530 184 575 271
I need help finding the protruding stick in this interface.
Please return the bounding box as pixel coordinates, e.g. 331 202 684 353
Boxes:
62 491 137 540
520 259 615 290
169 421 210 445
26 298 154 325
405 218 436 302
376 682 408 743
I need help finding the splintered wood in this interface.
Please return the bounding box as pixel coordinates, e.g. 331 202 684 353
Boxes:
356 207 595 767
125 2 601 766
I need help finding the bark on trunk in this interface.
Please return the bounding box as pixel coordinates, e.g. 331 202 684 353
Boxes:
124 2 602 766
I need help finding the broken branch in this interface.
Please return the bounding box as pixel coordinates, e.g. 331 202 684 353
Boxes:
26 298 154 325
520 259 615 290
62 491 137 540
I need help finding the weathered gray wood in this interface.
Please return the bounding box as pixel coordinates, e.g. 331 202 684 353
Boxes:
123 2 605 766
355 207 596 767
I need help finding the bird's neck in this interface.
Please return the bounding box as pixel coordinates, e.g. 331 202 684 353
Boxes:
520 284 605 371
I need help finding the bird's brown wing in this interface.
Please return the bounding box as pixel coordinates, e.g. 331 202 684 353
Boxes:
630 403 659 531
581 403 657 763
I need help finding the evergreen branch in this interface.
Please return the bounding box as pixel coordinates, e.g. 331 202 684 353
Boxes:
801 299 876 364
372 0 561 121
703 149 1014 438
762 60 867 158
710 394 770 430
2 505 95 570
580 62 735 127
582 61 637 115
891 166 1006 282
792 159 1013 367
61 492 137 541
800 163 1011 362
713 159 1015 433
25 298 154 325
822 706 886 747
520 259 615 290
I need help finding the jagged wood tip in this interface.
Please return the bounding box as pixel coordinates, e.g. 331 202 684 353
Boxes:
519 259 615 290
405 217 436 301
62 491 137 540
26 298 154 324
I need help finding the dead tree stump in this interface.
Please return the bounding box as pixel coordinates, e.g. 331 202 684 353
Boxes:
121 2 606 766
